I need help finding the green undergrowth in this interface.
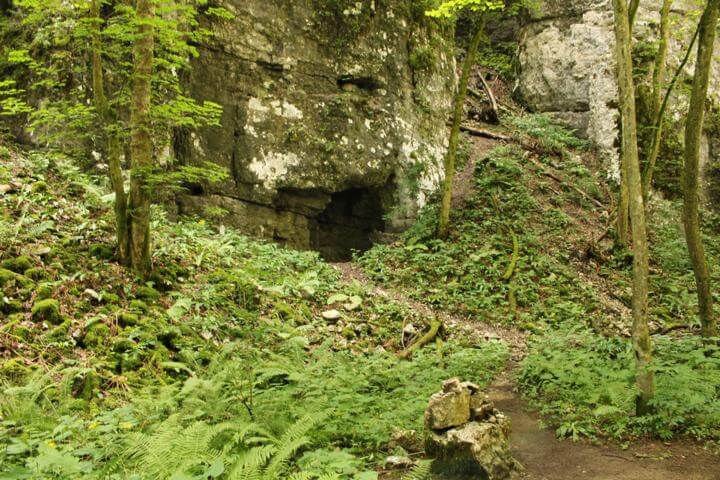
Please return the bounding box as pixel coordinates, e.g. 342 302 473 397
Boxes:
0 147 508 478
359 132 608 333
519 328 720 442
358 114 720 444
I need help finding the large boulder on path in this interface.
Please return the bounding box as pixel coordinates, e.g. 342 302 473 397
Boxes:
424 379 521 480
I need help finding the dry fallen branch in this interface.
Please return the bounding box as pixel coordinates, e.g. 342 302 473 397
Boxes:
459 124 511 141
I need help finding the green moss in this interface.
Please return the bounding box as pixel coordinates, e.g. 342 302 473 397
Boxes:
31 180 48 192
135 286 160 303
2 255 33 274
409 46 435 72
88 243 115 260
23 267 46 281
46 320 71 341
119 312 140 327
112 337 135 353
0 268 17 287
1 298 23 314
0 358 31 383
342 326 357 339
71 369 100 402
158 326 182 350
36 283 54 300
129 299 149 314
31 298 62 324
83 323 111 349
101 292 121 304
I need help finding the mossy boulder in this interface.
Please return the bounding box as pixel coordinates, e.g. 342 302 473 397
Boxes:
135 286 161 303
46 320 71 341
36 283 54 300
2 255 33 274
31 180 48 192
1 298 23 314
158 326 182 350
83 323 111 349
0 268 17 287
88 243 115 260
112 337 136 353
0 358 31 383
71 369 100 402
129 299 149 314
31 298 62 324
101 292 121 305
24 267 47 281
119 312 140 327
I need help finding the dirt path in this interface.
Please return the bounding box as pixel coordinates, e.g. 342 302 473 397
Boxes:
333 262 720 479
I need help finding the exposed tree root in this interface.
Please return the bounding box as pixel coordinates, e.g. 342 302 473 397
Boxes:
398 319 442 360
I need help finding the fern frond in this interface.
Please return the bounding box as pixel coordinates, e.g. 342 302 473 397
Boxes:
403 460 433 480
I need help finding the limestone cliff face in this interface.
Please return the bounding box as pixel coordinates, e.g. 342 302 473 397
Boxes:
518 0 720 189
175 0 455 259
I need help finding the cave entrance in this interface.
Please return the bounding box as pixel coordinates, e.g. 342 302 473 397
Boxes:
310 187 387 262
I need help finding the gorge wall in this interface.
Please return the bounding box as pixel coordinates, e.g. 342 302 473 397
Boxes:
518 0 720 192
175 0 455 260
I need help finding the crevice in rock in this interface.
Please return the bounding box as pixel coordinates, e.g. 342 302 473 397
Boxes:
337 75 381 92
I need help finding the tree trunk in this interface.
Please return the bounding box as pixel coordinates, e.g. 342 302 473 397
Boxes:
90 0 129 264
613 0 654 414
643 16 698 198
617 0 643 244
683 0 719 338
438 19 485 239
128 0 154 276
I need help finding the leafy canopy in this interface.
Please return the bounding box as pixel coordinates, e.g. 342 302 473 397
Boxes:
426 0 504 18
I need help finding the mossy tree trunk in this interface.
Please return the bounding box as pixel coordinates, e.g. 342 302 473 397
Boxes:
643 1 700 198
683 0 719 338
613 0 654 414
438 18 485 239
128 0 154 276
90 0 130 265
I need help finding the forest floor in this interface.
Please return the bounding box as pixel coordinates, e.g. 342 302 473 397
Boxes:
2 113 720 478
335 260 720 479
343 129 720 478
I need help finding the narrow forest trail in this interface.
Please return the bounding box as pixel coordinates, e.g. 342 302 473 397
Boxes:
334 261 720 479
335 134 720 479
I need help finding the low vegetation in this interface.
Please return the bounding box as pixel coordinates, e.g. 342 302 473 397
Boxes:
0 148 508 478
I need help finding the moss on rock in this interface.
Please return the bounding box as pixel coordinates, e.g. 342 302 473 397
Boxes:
83 323 111 349
135 286 160 303
31 298 62 324
2 255 33 274
36 283 54 300
23 267 46 281
0 358 31 383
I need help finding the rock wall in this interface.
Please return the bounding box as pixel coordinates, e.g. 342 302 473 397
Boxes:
175 0 455 260
518 0 720 187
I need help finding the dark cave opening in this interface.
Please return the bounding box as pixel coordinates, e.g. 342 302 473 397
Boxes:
310 187 386 262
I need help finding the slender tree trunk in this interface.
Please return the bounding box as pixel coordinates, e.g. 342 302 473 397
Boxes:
438 19 485 239
628 0 640 30
643 19 698 197
683 0 719 338
128 0 154 276
90 0 130 264
613 0 654 414
617 156 630 246
617 0 642 245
